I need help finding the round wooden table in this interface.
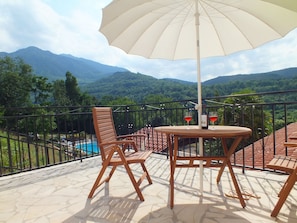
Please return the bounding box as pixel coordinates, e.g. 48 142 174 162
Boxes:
155 125 252 208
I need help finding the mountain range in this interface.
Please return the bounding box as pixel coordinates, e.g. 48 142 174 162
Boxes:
0 46 127 85
1 46 297 101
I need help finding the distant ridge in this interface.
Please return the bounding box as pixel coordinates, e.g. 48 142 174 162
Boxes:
203 67 297 86
0 46 128 84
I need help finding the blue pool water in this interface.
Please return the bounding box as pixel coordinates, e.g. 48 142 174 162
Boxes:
77 141 100 154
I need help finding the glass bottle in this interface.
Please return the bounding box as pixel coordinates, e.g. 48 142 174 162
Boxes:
201 100 208 129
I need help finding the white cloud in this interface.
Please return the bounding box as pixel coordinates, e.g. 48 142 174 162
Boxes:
198 27 297 81
0 0 63 52
0 0 296 82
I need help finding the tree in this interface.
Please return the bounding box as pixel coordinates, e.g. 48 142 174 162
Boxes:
52 79 70 106
219 89 272 140
79 92 98 107
143 94 184 126
31 76 52 105
17 107 57 139
0 57 33 114
99 96 136 106
65 71 80 105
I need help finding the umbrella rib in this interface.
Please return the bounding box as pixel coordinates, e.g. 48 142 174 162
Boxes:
199 1 227 55
164 2 195 60
147 2 196 60
203 0 288 48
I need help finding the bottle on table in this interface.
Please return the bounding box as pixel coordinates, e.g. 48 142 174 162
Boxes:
201 100 208 129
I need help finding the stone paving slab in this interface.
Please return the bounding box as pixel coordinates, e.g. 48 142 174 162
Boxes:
0 154 297 223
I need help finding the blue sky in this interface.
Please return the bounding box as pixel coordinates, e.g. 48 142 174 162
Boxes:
0 0 297 82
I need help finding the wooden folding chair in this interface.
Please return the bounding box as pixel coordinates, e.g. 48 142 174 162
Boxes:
267 142 297 217
88 107 152 201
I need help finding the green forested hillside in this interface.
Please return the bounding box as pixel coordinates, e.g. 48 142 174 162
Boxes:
203 68 297 100
84 71 198 102
203 67 297 86
2 47 297 103
83 68 297 102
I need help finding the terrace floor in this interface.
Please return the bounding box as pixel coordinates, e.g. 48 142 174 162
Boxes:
0 153 297 223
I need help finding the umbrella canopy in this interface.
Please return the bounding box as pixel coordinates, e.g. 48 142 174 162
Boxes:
99 0 297 121
100 0 297 60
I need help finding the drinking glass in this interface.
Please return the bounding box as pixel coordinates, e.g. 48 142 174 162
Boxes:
184 111 192 126
209 111 218 129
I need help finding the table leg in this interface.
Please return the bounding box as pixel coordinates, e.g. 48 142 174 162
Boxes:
167 136 180 208
216 137 242 183
167 134 175 208
217 137 246 208
226 159 246 207
199 137 204 194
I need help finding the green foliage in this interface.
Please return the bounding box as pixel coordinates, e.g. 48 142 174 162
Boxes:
52 79 70 106
0 57 33 112
218 89 272 139
1 55 297 140
0 130 77 174
65 71 81 105
0 57 98 137
142 94 185 126
16 107 57 136
52 72 98 107
83 71 197 102
99 96 136 106
0 57 98 110
143 94 172 104
31 76 52 105
203 70 297 101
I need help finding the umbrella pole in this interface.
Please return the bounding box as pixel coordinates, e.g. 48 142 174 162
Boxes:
195 0 203 195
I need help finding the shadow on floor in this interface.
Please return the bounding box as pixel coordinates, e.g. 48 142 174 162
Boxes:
138 203 252 223
63 196 141 223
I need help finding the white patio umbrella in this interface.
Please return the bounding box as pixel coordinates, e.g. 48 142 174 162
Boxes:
99 0 297 191
100 0 297 122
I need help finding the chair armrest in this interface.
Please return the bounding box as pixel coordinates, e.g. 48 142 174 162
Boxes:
100 140 138 152
284 142 297 147
100 140 135 146
117 134 146 140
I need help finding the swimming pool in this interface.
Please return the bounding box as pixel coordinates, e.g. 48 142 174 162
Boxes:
77 141 100 154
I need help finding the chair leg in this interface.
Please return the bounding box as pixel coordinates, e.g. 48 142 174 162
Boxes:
106 165 117 182
114 146 146 201
141 163 153 184
88 165 117 198
271 173 297 217
135 163 153 186
277 174 291 197
123 162 145 201
88 163 108 198
88 151 117 198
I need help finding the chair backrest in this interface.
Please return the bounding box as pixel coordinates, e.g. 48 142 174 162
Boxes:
92 107 118 160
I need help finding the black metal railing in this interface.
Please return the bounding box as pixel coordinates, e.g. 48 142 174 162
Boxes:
1 90 297 176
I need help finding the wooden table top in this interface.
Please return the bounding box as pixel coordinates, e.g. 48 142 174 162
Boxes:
154 125 252 138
